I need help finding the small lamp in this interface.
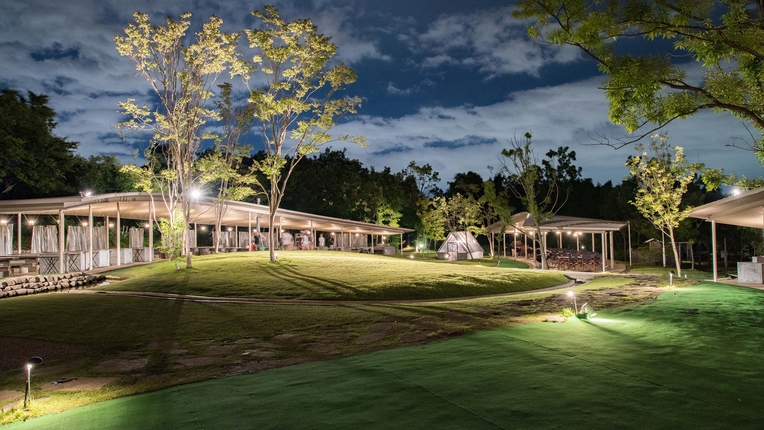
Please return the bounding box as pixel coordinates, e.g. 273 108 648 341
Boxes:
567 290 577 314
23 356 43 409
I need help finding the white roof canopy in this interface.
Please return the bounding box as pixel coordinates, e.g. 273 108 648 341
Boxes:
0 192 413 236
689 187 764 228
488 212 627 235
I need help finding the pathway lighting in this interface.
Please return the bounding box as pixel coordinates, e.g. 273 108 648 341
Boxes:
669 270 674 288
409 255 415 259
567 290 577 314
23 356 43 409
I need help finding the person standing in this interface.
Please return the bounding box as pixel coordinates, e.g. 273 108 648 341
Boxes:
318 234 325 250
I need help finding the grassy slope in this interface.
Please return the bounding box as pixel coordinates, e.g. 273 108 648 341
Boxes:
99 251 560 300
10 282 764 430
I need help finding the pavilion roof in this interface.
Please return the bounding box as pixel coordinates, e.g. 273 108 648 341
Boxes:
487 212 628 235
0 192 413 236
688 187 764 228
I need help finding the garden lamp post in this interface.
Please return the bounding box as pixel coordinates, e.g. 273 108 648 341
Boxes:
567 291 577 314
23 356 43 409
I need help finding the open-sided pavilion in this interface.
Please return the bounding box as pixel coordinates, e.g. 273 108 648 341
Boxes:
488 212 629 272
0 192 413 276
689 187 764 283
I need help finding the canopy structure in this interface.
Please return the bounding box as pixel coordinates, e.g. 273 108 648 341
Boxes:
487 212 629 271
0 192 413 274
437 231 483 261
689 187 764 282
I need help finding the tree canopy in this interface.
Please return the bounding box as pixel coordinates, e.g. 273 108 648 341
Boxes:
514 0 764 157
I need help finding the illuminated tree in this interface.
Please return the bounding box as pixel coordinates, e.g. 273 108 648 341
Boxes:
116 12 241 268
239 6 364 262
626 133 701 277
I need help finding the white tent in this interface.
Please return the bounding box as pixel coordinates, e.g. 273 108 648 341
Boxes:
437 231 483 260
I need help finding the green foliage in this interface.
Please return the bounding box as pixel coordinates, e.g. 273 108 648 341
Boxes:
238 6 364 261
626 133 701 276
514 0 764 156
500 132 565 269
561 307 576 320
116 11 241 267
156 209 185 259
0 89 78 198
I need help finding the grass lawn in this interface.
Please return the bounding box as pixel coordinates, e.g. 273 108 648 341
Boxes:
99 251 553 300
8 282 764 429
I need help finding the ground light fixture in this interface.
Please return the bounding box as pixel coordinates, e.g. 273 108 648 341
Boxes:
669 271 674 288
567 291 577 313
23 356 43 409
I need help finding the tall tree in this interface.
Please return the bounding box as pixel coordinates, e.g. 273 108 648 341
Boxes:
514 0 764 156
0 89 77 198
241 6 364 262
197 83 259 252
500 132 566 269
116 12 240 268
626 133 701 277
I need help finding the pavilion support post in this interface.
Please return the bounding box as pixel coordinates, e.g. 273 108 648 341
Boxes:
116 202 121 266
591 233 595 253
148 201 153 262
524 233 528 259
248 213 252 251
712 220 718 282
400 233 403 255
58 210 65 274
310 220 314 250
278 217 283 249
558 232 562 248
88 205 93 270
105 216 109 250
601 233 606 273
17 212 21 254
609 231 615 269
628 222 632 266
503 233 507 257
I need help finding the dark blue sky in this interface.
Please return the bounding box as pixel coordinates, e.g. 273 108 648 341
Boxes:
0 0 760 188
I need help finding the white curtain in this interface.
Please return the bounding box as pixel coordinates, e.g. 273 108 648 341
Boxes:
66 226 88 251
214 231 235 248
93 226 107 250
0 225 13 256
31 225 59 253
238 232 249 248
129 227 145 248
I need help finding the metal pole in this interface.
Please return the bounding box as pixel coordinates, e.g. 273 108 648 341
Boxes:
58 210 65 273
712 220 718 282
17 212 21 254
609 230 615 269
116 202 121 266
148 201 153 262
628 222 632 266
23 364 31 409
601 233 606 273
88 205 93 270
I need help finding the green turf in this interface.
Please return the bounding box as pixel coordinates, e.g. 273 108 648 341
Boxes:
100 251 558 300
11 282 764 429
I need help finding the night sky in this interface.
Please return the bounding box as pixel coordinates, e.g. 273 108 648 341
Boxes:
1 0 761 188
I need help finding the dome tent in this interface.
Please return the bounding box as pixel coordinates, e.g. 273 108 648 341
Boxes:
437 231 483 260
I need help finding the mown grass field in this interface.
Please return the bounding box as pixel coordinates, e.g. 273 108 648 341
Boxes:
7 282 764 430
99 251 555 300
0 253 691 425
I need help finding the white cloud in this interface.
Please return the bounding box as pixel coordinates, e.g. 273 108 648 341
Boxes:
328 76 762 187
410 6 581 78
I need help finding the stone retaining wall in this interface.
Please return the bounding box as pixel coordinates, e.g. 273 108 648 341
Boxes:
0 273 106 299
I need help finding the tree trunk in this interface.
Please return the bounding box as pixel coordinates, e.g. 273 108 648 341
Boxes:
184 198 192 268
537 231 548 270
668 228 682 278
